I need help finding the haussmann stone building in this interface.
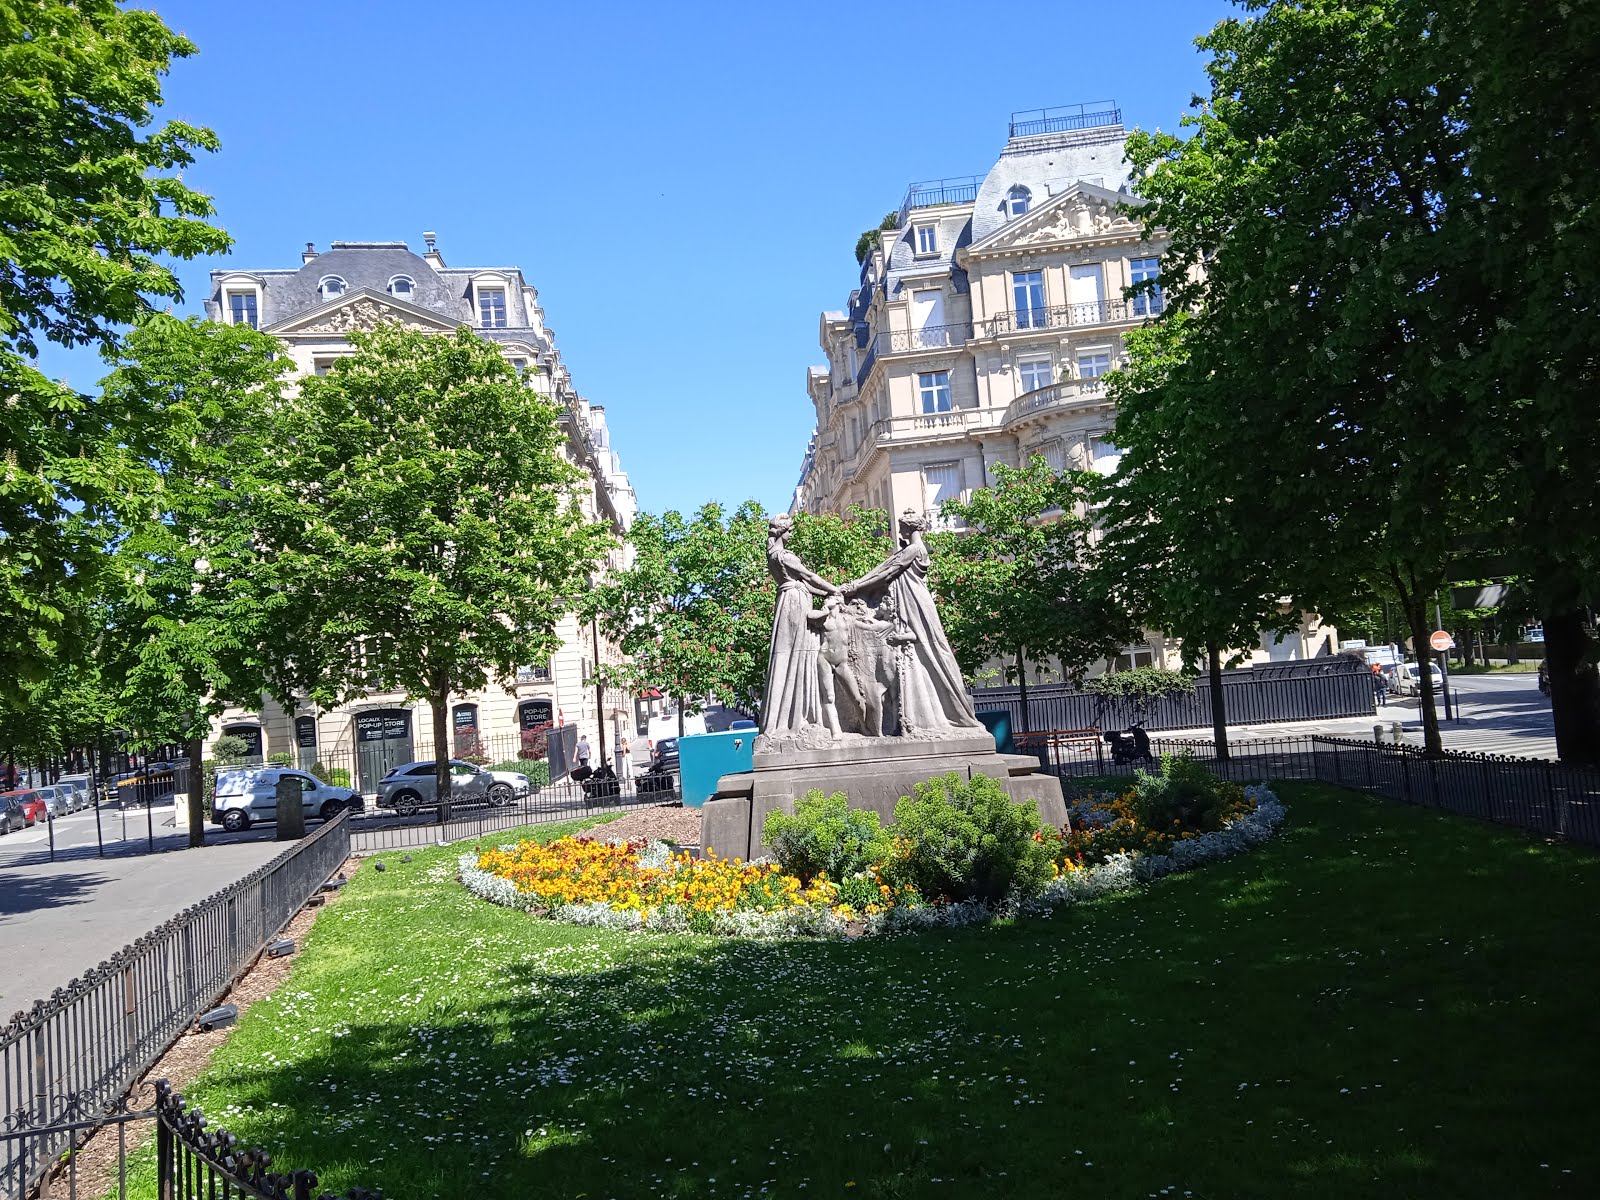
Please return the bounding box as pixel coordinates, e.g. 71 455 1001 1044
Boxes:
200 234 639 788
792 104 1332 679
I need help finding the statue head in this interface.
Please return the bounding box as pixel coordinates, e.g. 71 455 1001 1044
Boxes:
768 513 794 541
897 509 929 543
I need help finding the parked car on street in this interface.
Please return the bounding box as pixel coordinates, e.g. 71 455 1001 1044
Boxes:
57 774 93 811
729 719 758 732
9 791 48 825
212 767 363 833
487 766 531 798
1 793 30 834
376 760 509 817
650 737 681 773
1393 662 1445 694
35 785 70 818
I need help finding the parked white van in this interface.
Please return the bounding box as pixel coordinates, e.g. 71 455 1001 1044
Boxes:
212 768 361 833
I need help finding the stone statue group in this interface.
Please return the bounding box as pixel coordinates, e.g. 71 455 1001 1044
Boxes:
760 511 984 748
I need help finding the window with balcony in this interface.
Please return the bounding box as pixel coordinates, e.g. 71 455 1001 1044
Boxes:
1012 270 1046 329
1077 350 1112 379
1006 186 1032 217
915 224 938 256
1130 257 1164 316
917 371 952 414
478 287 508 328
227 292 258 329
1017 354 1053 392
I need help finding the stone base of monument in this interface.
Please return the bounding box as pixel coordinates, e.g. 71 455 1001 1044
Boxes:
700 732 1068 862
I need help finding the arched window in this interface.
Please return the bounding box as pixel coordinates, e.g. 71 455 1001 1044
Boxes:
1006 186 1032 218
319 276 347 300
387 275 414 297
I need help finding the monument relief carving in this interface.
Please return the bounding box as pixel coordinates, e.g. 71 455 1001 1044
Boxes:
758 510 984 752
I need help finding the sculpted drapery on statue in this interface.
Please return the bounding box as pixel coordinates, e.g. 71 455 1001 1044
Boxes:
758 510 982 750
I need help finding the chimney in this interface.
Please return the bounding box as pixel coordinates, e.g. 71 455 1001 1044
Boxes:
422 230 446 269
302 242 318 264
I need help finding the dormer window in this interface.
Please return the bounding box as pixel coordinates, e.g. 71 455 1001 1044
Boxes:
319 276 347 300
478 286 507 328
227 291 259 329
1006 186 1032 217
387 275 415 297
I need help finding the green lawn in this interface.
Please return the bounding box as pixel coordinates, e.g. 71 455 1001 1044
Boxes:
142 790 1597 1199
1450 661 1541 674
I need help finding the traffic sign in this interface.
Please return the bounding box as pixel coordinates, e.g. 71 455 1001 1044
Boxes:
1429 630 1453 652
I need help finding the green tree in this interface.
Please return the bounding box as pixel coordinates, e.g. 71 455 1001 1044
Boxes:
241 325 611 817
930 458 1137 733
1119 1 1493 756
587 504 889 727
95 315 289 841
1100 311 1300 758
0 0 230 694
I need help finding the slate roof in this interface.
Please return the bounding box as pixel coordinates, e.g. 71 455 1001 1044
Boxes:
970 125 1134 245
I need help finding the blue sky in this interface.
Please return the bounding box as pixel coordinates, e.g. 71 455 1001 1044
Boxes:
41 0 1237 517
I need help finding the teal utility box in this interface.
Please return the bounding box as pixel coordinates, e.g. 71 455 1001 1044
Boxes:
974 709 1015 755
678 729 756 809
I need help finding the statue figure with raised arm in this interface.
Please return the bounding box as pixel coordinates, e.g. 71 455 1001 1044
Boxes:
842 510 984 737
759 514 839 744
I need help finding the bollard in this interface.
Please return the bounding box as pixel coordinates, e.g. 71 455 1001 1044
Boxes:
1391 721 1404 744
276 774 306 840
1374 723 1387 745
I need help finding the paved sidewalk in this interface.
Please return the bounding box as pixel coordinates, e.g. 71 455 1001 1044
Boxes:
0 838 286 1017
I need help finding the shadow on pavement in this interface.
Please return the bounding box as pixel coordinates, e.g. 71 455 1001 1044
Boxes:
0 866 111 922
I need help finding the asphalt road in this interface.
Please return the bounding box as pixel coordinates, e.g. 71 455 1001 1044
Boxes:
0 806 287 1016
1227 668 1556 758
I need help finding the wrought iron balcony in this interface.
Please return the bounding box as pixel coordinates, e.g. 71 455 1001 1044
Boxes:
981 298 1153 337
856 322 972 386
1002 378 1110 428
902 176 982 212
1008 102 1122 140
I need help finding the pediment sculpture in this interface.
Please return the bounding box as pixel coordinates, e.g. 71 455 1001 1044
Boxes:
758 511 984 751
299 299 404 334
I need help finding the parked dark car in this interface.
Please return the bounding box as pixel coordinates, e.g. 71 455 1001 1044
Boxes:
0 792 29 834
651 737 680 772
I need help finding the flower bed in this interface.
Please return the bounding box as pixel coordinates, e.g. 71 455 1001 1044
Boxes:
459 759 1287 938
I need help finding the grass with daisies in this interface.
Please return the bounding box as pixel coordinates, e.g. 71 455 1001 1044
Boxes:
122 785 1596 1199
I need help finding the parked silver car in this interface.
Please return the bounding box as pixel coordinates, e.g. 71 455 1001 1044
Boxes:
34 785 70 819
56 775 93 811
212 767 362 833
376 760 512 816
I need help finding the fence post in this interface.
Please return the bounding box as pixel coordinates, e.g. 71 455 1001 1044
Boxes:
1331 740 1343 786
156 1101 174 1200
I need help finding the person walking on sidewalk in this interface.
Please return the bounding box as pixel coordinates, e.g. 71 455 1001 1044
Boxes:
616 736 634 790
1372 665 1389 707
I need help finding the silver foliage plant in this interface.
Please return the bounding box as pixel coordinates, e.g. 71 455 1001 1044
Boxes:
455 786 1287 939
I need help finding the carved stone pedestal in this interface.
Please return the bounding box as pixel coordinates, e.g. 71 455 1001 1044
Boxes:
700 733 1067 862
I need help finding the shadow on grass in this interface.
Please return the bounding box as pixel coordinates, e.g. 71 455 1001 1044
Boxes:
157 784 1599 1200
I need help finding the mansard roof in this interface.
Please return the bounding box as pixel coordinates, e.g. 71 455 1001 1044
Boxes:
965 181 1147 257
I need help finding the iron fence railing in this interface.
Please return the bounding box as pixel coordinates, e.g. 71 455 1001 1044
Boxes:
1032 730 1599 848
974 668 1375 737
0 815 350 1200
1009 103 1122 139
347 775 682 853
981 298 1140 337
901 176 982 212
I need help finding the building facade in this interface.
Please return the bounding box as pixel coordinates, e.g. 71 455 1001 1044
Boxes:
795 106 1331 677
200 236 640 786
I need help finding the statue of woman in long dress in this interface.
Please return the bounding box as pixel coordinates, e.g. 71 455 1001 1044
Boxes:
759 514 840 741
843 510 983 736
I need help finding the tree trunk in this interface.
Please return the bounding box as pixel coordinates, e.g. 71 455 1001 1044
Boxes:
1016 647 1031 736
1398 592 1444 756
677 699 685 739
1208 642 1229 761
1544 607 1600 765
186 737 205 848
432 689 452 824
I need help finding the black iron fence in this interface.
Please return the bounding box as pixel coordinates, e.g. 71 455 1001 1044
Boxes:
976 664 1374 736
1036 730 1600 848
0 1078 380 1200
345 774 682 854
0 815 350 1200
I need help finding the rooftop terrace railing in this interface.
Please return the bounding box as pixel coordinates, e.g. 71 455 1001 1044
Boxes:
1008 102 1122 139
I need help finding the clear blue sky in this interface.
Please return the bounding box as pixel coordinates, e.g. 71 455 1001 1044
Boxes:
41 0 1237 517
